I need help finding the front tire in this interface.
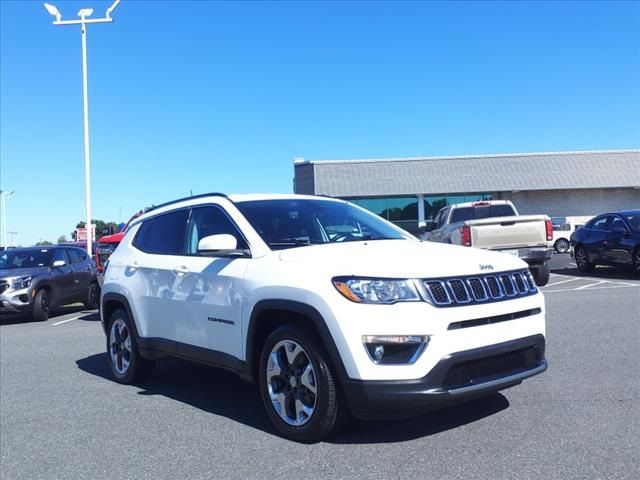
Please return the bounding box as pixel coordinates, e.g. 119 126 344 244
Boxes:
531 263 550 286
554 238 570 254
258 325 347 442
575 245 595 273
107 308 155 384
32 289 50 322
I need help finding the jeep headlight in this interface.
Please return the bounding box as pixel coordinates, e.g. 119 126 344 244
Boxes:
11 276 33 290
332 277 420 304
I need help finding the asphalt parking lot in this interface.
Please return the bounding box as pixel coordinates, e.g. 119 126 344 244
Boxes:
1 254 639 480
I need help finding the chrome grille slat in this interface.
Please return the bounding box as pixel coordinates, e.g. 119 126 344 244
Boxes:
423 269 537 308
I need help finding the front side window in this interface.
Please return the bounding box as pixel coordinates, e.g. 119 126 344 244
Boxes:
610 216 628 231
186 206 248 255
236 199 408 250
134 209 189 255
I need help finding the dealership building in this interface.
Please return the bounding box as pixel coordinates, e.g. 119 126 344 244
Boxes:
293 149 640 232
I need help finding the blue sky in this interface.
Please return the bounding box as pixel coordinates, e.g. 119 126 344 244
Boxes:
1 0 639 245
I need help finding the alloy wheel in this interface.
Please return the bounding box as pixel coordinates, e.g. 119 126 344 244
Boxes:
634 250 640 274
556 239 570 254
266 340 317 426
109 318 132 375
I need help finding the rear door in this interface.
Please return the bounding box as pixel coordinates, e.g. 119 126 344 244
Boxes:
131 209 190 342
66 248 93 299
605 215 634 265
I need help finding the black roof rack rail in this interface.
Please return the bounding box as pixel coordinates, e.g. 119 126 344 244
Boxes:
147 192 230 213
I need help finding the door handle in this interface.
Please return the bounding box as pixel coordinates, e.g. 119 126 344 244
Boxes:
172 266 190 277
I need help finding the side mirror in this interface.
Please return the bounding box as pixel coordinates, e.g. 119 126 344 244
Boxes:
425 221 436 232
52 260 66 267
197 234 249 258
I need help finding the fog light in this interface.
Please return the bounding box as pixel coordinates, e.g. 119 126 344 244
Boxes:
373 345 385 361
363 335 430 364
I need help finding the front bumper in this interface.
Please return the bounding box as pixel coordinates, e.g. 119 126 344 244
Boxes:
342 334 546 420
0 288 34 316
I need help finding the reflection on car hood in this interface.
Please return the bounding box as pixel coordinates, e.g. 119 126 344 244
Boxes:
278 239 528 278
0 266 49 280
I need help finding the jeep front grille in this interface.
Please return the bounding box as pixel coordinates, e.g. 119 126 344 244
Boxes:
422 269 537 307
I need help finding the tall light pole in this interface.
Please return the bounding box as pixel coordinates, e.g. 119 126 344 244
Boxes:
0 190 15 247
43 0 122 254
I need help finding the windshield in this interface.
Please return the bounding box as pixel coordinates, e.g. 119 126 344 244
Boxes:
236 199 409 250
0 249 54 269
450 204 517 223
622 212 640 231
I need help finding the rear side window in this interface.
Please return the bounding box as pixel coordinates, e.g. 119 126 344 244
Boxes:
450 204 517 223
134 210 189 255
67 248 87 263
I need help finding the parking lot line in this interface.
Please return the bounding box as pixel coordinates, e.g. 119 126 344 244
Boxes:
544 276 581 287
575 280 609 290
51 317 81 326
543 284 640 293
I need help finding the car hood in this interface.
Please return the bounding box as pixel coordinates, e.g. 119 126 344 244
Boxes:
0 267 49 280
278 240 528 278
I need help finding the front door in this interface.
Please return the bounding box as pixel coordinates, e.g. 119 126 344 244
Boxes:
173 205 249 360
66 248 93 300
49 248 76 304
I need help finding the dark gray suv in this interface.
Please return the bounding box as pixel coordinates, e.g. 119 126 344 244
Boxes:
0 246 99 321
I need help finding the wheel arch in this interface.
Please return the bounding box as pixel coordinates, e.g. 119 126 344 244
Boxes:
245 300 349 385
101 292 141 339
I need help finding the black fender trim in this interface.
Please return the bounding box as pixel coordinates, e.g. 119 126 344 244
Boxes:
245 299 349 384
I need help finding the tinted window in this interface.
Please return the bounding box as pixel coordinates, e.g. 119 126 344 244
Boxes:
186 206 248 254
450 204 517 223
0 249 53 269
622 212 640 231
67 248 87 263
590 216 610 231
610 216 627 231
134 210 189 255
236 199 407 250
52 249 68 264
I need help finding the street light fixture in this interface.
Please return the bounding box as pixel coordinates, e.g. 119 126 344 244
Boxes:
43 0 122 254
0 190 15 248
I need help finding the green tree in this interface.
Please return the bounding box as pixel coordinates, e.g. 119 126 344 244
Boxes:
35 240 53 246
57 235 67 243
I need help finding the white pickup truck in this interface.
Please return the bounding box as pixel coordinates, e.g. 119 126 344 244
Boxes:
422 200 554 286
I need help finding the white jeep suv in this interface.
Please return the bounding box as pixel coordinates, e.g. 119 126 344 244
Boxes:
100 193 547 442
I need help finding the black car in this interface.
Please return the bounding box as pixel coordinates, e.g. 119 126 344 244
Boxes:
571 210 640 275
0 246 100 321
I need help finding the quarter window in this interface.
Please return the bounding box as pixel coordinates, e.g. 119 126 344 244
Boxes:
134 210 189 255
186 206 248 255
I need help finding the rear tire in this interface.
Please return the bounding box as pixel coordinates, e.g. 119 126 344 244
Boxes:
554 238 570 254
32 289 50 322
575 245 595 273
633 248 640 277
85 282 100 310
258 324 348 443
107 308 155 384
531 263 550 286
